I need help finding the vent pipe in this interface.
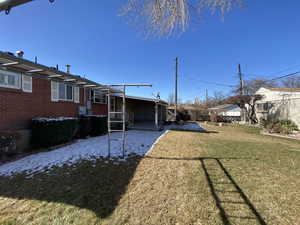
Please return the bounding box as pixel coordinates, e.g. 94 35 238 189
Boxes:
66 64 71 74
16 50 24 58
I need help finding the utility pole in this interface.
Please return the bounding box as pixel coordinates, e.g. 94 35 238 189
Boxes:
238 64 246 123
205 88 208 104
238 64 244 95
175 57 178 121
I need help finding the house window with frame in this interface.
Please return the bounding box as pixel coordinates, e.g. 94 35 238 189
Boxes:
51 81 79 103
257 103 270 112
22 75 32 93
91 89 107 104
0 69 21 89
58 83 73 101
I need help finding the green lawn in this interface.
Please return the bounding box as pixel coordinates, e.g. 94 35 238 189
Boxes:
0 124 300 225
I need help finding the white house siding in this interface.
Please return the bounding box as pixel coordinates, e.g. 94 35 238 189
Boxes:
219 108 241 117
255 88 300 127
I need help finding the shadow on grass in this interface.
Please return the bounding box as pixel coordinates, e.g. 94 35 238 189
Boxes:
200 158 267 225
146 156 267 225
0 155 142 219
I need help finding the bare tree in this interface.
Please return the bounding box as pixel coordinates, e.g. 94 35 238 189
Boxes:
168 93 182 105
281 76 300 88
122 0 242 36
168 93 175 105
227 94 262 124
194 97 203 105
204 90 226 108
233 78 278 95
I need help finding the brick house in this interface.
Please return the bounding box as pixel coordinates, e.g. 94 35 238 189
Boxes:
0 50 168 151
0 51 109 150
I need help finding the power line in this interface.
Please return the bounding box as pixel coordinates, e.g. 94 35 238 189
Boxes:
268 71 300 81
243 63 300 80
185 75 235 87
268 63 300 77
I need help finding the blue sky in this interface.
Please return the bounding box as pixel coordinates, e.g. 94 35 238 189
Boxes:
1 0 300 101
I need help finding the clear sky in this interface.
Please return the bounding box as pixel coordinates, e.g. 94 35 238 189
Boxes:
1 0 300 101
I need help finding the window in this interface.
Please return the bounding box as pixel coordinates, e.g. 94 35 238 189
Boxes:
51 81 59 102
51 82 76 102
0 69 21 89
58 83 73 101
256 103 270 112
59 83 66 99
66 85 73 101
91 89 107 104
74 86 80 103
22 75 32 93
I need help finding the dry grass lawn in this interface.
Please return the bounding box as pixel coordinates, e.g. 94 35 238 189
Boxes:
1 124 300 225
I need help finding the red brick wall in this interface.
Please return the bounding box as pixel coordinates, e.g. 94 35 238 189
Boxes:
0 77 107 131
92 104 108 115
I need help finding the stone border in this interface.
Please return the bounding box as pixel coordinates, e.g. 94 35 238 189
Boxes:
261 131 300 141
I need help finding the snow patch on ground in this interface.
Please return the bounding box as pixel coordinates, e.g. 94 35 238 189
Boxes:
32 117 78 122
0 123 203 177
0 130 165 177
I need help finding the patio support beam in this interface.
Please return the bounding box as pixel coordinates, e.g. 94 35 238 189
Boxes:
27 69 44 73
48 74 63 78
1 62 19 66
160 104 163 123
155 102 159 129
64 78 76 82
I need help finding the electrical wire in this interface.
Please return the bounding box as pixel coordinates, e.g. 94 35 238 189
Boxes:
185 74 235 87
268 71 300 81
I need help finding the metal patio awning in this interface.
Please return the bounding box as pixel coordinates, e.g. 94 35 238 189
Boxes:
0 51 111 90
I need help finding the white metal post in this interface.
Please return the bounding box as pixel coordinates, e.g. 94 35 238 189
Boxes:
155 102 158 129
107 89 111 158
104 84 152 159
122 85 126 158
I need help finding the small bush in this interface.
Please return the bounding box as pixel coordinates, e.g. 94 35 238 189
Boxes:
77 116 93 138
209 114 232 123
31 118 78 149
196 115 210 122
78 115 108 138
90 116 108 136
261 119 298 135
177 110 191 121
0 132 19 159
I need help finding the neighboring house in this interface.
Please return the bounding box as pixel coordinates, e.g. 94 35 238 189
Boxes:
255 87 300 127
208 104 241 121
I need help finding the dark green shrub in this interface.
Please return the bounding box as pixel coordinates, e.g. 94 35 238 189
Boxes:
77 116 93 138
78 115 108 138
31 118 78 149
90 116 108 136
177 109 191 121
0 132 19 159
278 120 299 134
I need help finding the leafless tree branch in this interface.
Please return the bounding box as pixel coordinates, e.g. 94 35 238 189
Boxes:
121 0 242 36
